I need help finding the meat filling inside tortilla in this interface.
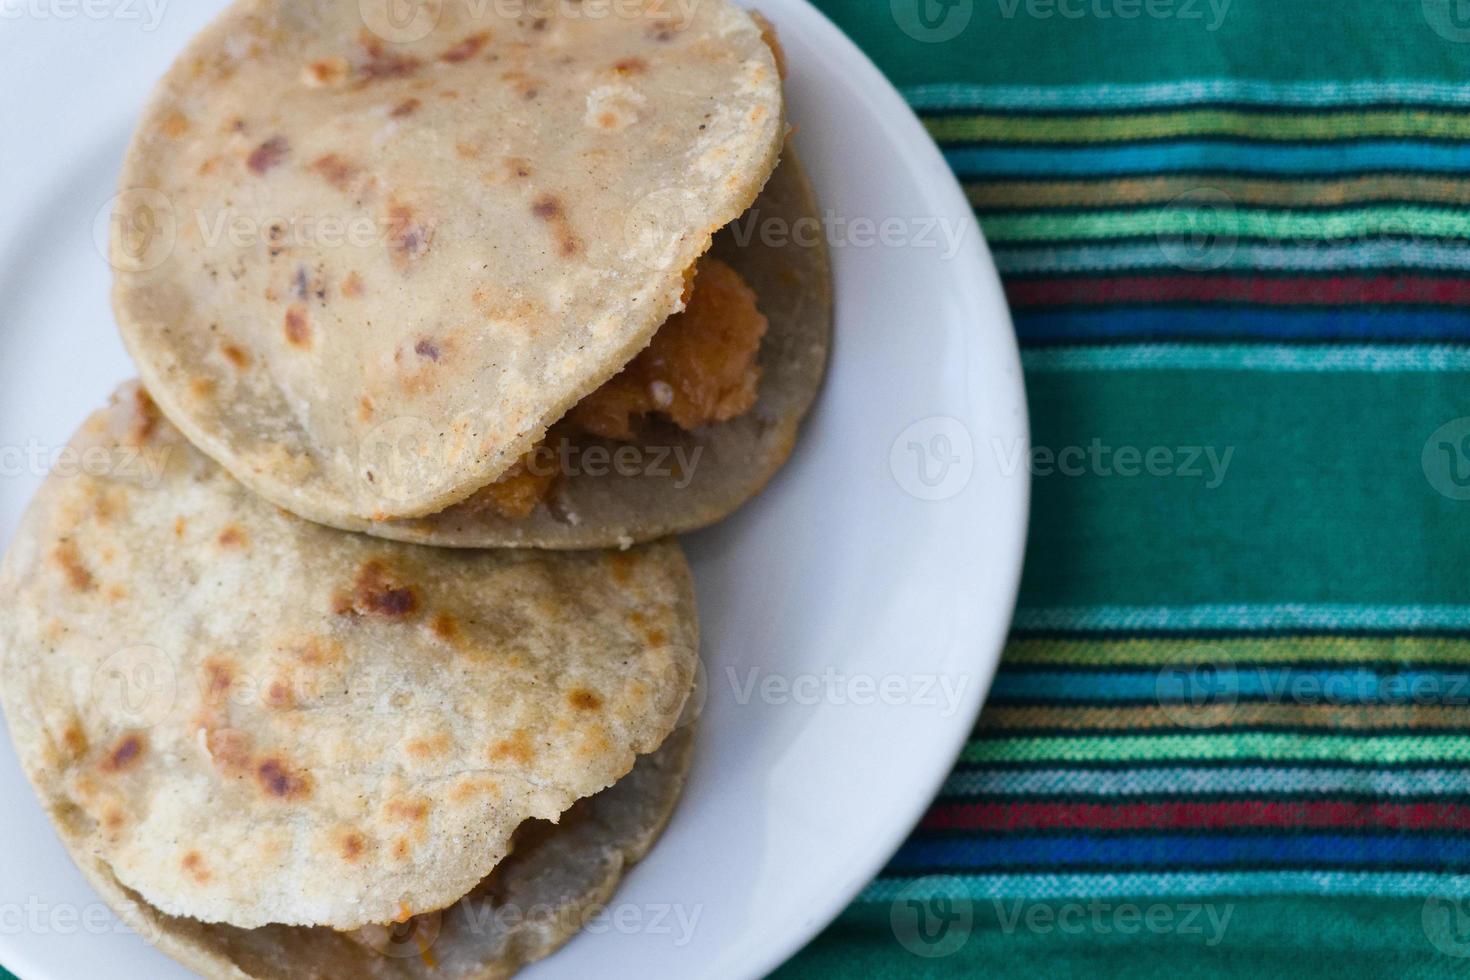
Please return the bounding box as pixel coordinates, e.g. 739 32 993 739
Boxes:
471 256 768 520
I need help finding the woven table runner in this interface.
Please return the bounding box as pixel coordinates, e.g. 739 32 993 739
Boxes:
778 1 1470 976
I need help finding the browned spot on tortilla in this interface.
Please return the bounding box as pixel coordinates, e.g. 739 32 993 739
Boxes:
303 57 349 87
295 635 344 667
406 733 452 759
501 69 541 99
392 837 412 861
311 153 360 191
205 727 253 773
188 377 217 400
357 395 375 422
61 722 89 761
197 155 223 177
455 141 481 160
128 386 160 445
102 734 145 773
103 807 125 833
342 270 365 298
217 525 249 549
606 550 638 584
442 32 490 62
449 776 500 803
577 729 612 760
596 112 619 129
391 97 422 118
247 136 289 175
159 110 190 137
173 516 189 539
334 560 421 619
51 541 94 592
256 757 311 800
489 729 536 765
430 611 460 643
357 34 423 82
386 200 432 269
339 831 368 861
470 286 545 329
647 21 679 41
181 851 212 885
530 194 580 256
414 339 441 361
265 680 295 710
284 306 312 348
613 57 648 75
221 343 251 370
386 798 430 823
201 657 234 705
568 689 603 711
88 489 119 527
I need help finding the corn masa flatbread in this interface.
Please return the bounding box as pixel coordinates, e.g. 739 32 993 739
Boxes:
65 727 696 980
355 150 832 549
0 384 699 930
112 0 785 524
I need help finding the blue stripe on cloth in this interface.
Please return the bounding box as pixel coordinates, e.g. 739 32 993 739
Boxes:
1011 605 1470 631
940 767 1470 798
1014 308 1470 344
993 241 1470 276
1021 344 1470 373
888 834 1470 870
856 870 1470 902
944 142 1470 177
989 668 1470 704
903 80 1470 112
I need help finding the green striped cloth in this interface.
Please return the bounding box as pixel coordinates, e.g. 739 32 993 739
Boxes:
776 0 1470 977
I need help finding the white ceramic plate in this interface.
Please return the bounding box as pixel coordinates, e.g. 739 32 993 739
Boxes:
0 2 1028 977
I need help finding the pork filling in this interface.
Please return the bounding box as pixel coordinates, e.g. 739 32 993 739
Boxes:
468 256 768 520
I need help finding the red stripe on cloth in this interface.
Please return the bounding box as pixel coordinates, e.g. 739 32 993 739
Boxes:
1006 274 1470 308
922 800 1470 832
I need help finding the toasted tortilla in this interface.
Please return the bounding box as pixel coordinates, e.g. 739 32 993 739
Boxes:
64 726 695 980
353 149 833 549
113 0 785 524
0 384 699 930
